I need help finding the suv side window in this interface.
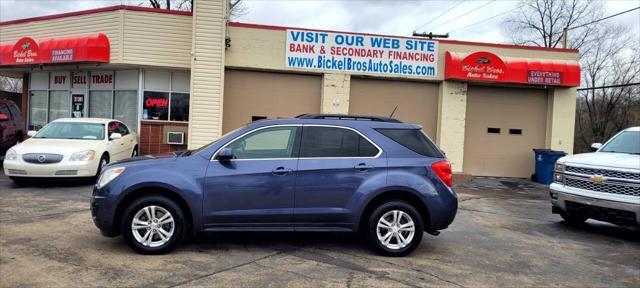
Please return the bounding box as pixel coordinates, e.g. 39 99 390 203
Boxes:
226 126 299 159
300 126 379 158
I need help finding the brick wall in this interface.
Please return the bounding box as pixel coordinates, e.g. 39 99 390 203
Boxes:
139 121 188 155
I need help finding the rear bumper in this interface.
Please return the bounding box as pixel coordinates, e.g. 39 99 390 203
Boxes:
550 184 640 225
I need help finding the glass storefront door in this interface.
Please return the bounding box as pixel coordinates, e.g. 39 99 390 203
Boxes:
71 93 86 118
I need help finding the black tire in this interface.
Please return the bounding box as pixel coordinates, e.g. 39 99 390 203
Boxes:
365 201 424 257
121 195 186 255
95 154 109 177
131 145 139 157
561 212 587 225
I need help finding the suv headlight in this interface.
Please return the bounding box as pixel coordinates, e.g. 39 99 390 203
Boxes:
97 167 125 189
70 150 96 161
4 148 17 161
554 163 565 172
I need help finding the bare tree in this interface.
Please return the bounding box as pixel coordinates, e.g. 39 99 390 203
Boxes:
503 0 640 153
144 0 246 18
502 0 603 50
228 0 248 19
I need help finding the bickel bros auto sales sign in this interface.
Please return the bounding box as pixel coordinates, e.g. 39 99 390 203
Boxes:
286 29 438 78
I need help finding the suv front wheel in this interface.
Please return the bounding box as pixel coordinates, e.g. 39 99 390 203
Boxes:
365 201 424 257
121 195 186 254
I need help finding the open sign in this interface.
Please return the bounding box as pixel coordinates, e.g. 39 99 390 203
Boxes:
145 98 168 108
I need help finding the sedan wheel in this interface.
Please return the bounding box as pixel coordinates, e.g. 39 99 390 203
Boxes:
131 205 175 248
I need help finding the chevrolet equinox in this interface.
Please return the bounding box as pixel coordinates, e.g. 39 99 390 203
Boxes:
91 114 458 256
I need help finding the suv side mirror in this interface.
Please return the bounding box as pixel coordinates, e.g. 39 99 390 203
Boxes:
110 133 122 140
27 130 37 137
216 147 234 161
0 114 9 121
590 143 602 151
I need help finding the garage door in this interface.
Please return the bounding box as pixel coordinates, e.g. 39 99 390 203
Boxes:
463 86 547 177
223 70 321 133
349 78 439 139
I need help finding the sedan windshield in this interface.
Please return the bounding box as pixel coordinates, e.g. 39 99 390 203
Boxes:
599 131 640 155
34 122 105 140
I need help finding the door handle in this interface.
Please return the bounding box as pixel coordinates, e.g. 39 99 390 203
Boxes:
354 163 374 171
272 167 293 175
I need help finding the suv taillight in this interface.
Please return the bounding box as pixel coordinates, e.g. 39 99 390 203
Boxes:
431 160 452 187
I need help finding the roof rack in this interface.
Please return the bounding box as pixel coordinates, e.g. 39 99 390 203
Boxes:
296 114 402 123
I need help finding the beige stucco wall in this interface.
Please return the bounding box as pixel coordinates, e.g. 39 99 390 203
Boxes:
0 10 192 68
437 81 468 172
187 0 227 149
321 73 350 114
546 87 577 154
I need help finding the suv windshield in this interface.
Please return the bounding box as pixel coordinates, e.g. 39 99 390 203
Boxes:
34 122 105 140
599 131 640 155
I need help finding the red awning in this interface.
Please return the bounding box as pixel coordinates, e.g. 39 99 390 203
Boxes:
445 51 580 87
0 33 109 66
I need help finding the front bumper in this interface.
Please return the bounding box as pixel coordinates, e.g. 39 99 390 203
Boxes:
3 157 99 178
550 183 640 225
90 185 118 237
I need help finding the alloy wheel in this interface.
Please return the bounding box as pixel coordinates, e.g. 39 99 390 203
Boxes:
131 205 175 247
376 210 415 250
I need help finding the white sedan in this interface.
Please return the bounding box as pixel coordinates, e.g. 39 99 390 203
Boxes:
3 118 138 184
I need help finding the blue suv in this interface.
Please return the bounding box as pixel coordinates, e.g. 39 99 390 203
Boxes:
91 114 457 256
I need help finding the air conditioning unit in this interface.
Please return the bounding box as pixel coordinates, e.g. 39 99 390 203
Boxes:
167 131 185 145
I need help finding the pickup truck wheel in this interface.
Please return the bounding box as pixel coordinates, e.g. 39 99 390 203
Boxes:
561 212 587 225
366 201 424 257
121 195 186 255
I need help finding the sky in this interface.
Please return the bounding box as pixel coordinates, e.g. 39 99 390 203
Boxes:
0 0 638 44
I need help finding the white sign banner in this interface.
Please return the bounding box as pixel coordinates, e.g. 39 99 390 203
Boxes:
286 29 438 78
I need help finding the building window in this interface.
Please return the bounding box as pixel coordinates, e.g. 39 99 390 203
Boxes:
28 70 139 132
29 91 48 130
143 91 169 121
143 70 190 122
89 91 113 119
170 92 189 121
487 127 501 134
48 91 69 122
114 91 138 135
509 129 523 135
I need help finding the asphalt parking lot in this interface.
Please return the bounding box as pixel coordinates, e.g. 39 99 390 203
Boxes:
0 171 638 287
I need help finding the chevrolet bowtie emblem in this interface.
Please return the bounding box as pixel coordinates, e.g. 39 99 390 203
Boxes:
590 175 606 183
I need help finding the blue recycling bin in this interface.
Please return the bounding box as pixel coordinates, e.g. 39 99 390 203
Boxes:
532 149 567 184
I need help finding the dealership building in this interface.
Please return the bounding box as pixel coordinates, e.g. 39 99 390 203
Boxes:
0 2 581 178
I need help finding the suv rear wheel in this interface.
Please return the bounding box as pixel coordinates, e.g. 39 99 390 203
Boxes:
365 201 424 257
121 195 186 254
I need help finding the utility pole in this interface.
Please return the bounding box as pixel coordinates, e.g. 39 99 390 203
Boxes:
412 32 450 39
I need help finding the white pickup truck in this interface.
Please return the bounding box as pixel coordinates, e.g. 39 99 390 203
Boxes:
550 127 639 226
